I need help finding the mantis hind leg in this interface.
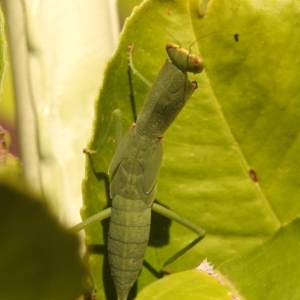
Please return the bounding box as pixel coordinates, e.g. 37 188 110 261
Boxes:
151 203 205 267
70 207 111 233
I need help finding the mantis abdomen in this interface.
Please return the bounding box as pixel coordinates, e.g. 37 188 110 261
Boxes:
108 128 162 300
108 196 151 299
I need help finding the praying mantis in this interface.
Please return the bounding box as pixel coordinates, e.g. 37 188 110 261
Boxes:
71 40 206 300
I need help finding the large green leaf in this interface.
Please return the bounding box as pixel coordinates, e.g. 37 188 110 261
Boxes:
137 218 300 299
218 218 300 299
81 0 300 299
136 268 236 300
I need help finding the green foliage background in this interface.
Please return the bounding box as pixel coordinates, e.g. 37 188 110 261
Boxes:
82 0 300 299
0 183 86 300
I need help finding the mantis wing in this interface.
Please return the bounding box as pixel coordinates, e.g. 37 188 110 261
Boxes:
109 126 163 206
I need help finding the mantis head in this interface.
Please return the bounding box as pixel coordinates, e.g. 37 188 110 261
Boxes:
166 42 204 74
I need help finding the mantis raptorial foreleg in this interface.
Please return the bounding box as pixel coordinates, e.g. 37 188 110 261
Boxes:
127 44 152 88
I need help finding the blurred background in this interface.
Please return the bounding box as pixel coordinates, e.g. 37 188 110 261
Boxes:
0 0 142 227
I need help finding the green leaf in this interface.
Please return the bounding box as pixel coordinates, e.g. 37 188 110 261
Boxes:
81 0 300 299
136 269 235 300
138 217 300 300
218 218 300 299
0 183 87 300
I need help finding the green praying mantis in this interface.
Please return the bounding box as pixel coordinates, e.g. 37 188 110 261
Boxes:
71 39 206 300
